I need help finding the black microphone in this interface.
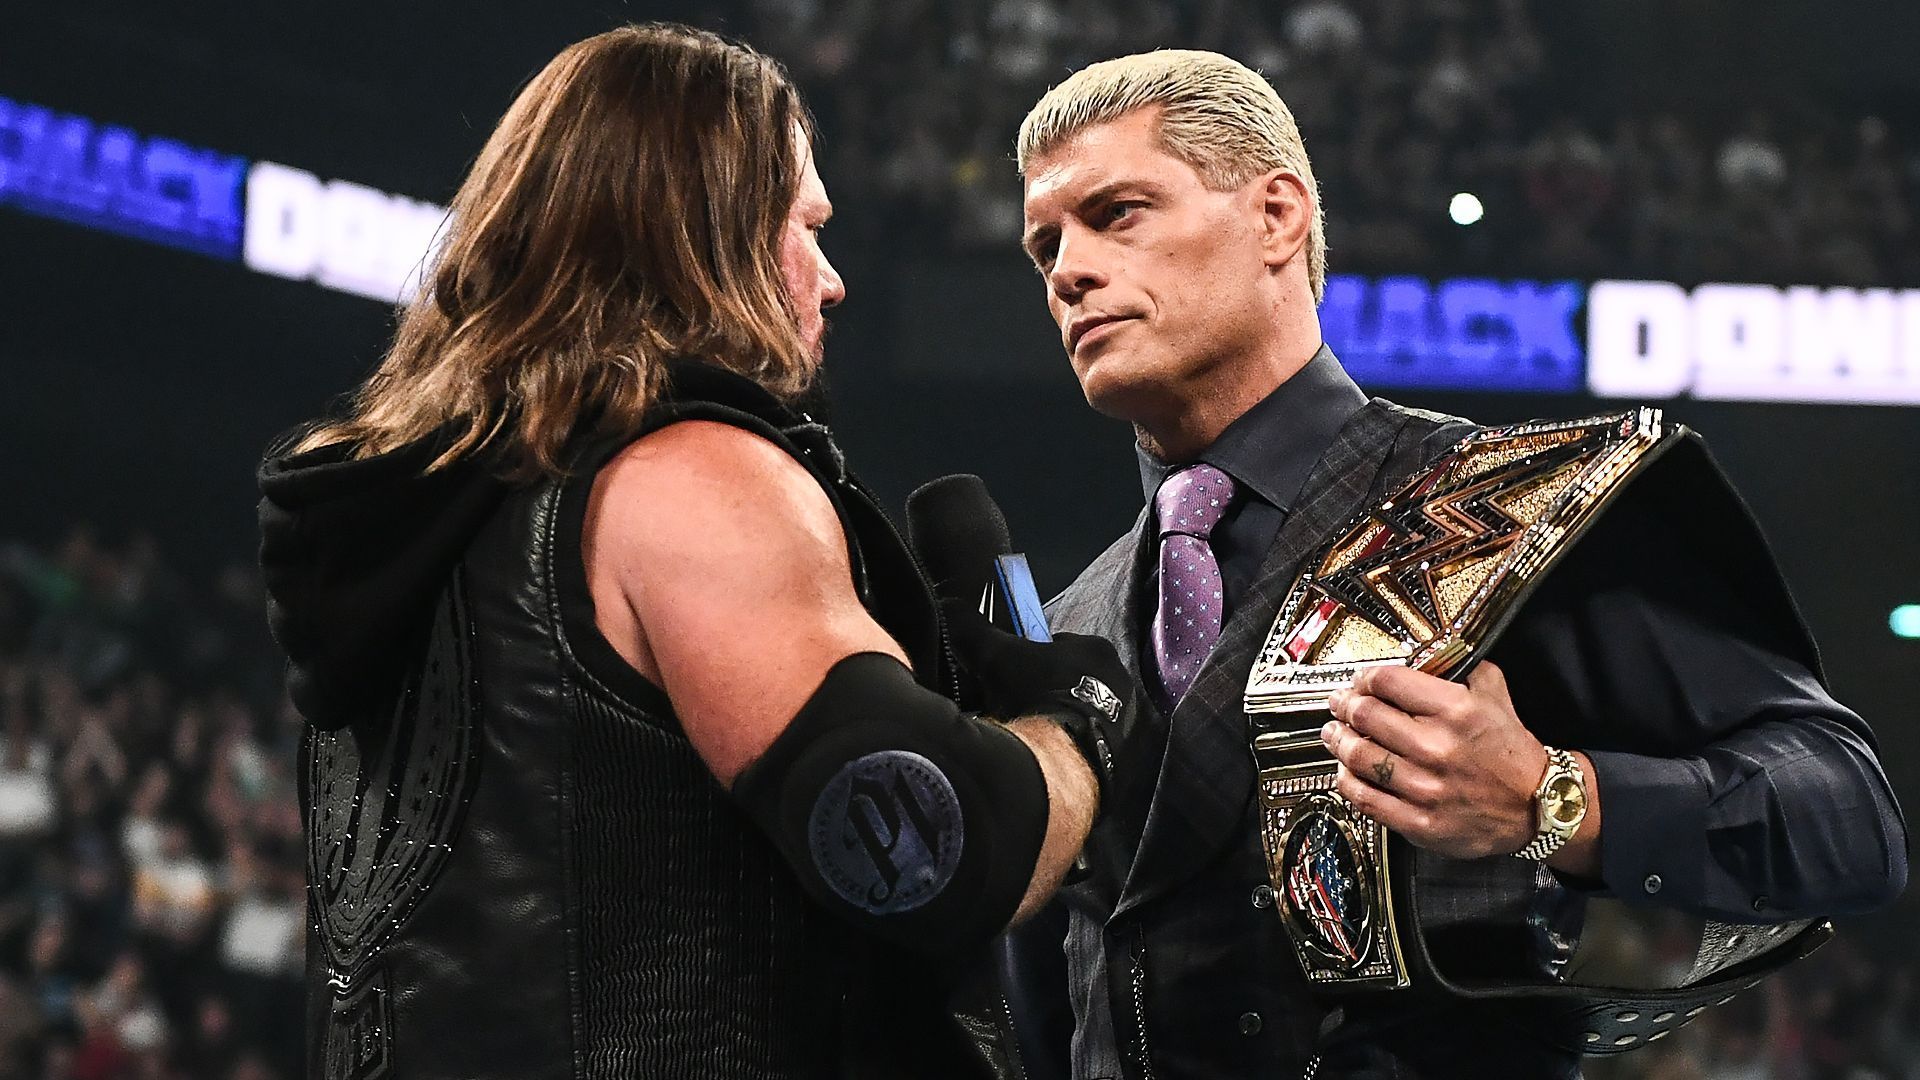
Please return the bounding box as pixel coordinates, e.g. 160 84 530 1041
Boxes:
908 473 1009 613
906 474 1052 642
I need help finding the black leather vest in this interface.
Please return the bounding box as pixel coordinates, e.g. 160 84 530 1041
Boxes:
301 363 973 1079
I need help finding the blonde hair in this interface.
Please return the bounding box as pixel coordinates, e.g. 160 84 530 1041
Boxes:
296 24 816 478
1017 49 1326 302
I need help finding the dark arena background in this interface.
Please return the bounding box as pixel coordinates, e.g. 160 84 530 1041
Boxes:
1 2 1916 1077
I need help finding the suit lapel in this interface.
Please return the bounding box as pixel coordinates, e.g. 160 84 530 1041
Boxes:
1047 504 1155 679
1112 403 1409 920
1044 505 1162 906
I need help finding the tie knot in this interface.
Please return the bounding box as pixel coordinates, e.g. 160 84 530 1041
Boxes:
1154 463 1237 540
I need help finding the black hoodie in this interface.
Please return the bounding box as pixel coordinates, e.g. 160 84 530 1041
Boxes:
258 424 509 732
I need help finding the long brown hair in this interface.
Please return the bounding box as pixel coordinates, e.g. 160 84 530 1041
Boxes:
298 23 817 476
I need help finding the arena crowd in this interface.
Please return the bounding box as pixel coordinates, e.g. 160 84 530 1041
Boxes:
745 0 1918 287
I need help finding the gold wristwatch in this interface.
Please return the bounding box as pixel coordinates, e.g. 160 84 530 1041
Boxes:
1513 746 1587 861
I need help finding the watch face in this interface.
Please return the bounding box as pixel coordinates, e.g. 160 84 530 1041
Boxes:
1542 774 1587 829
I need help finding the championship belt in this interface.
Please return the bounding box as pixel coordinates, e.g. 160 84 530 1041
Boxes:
1244 410 1666 992
1241 407 1837 1050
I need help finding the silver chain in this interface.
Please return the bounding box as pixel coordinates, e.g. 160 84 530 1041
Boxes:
1131 937 1157 1080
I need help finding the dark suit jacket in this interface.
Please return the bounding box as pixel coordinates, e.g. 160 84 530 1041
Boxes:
1045 399 1489 1080
1039 387 1907 1079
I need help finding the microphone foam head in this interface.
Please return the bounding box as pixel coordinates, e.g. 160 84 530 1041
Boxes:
906 474 1013 590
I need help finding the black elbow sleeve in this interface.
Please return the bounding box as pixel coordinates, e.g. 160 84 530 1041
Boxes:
730 652 1049 956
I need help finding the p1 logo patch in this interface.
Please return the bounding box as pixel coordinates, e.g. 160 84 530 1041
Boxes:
809 751 963 914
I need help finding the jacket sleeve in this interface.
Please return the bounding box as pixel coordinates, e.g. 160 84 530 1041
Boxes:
1489 510 1907 922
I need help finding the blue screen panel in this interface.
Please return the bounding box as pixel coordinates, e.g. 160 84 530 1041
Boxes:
0 96 244 261
1323 274 1586 394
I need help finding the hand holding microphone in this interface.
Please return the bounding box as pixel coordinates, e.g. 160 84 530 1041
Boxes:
907 474 1137 796
939 596 1132 788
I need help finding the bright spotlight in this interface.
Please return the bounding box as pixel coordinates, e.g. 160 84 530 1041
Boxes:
1449 192 1484 226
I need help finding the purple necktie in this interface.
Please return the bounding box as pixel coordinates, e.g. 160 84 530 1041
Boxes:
1150 463 1237 708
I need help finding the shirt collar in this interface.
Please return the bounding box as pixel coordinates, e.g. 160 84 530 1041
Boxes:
1136 344 1368 511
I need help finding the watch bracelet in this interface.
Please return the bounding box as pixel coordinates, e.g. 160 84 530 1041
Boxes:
1511 745 1582 861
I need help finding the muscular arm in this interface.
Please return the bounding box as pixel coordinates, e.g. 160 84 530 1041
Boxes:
1003 716 1099 920
584 420 1093 929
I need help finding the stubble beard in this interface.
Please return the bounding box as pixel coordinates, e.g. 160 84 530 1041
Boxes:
791 323 834 421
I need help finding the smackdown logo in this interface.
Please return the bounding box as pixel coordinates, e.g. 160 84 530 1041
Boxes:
0 95 246 260
0 94 445 304
1588 281 1920 405
1318 274 1919 406
1323 275 1585 394
244 161 445 303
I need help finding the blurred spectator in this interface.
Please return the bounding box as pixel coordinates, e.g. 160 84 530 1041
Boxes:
1521 116 1616 275
1717 111 1790 195
72 951 169 1080
1284 0 1364 58
218 849 301 983
128 819 217 945
0 666 56 841
0 527 303 1079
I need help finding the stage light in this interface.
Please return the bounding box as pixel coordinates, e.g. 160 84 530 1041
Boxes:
1892 605 1920 639
1449 192 1484 226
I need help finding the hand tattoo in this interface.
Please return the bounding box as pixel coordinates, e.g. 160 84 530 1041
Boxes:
1371 753 1395 788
